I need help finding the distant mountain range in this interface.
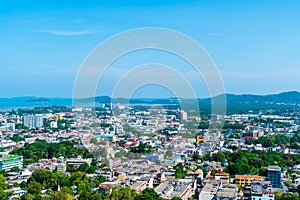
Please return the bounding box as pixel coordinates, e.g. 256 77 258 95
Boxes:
26 98 50 103
220 91 300 104
1 91 300 112
90 91 300 105
208 91 300 113
85 91 300 113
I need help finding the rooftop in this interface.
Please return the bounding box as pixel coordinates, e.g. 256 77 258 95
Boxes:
267 166 281 171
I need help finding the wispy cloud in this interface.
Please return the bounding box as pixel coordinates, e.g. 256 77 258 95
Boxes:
30 29 93 36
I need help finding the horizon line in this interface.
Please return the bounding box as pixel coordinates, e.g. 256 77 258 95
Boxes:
1 90 299 99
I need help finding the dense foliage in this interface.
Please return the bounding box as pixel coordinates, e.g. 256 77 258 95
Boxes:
0 174 10 200
246 133 300 149
130 143 153 154
203 150 300 176
275 192 300 200
173 163 187 179
21 169 167 200
11 140 92 165
21 168 105 200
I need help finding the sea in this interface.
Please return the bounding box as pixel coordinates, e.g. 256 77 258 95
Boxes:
0 97 73 111
0 97 179 111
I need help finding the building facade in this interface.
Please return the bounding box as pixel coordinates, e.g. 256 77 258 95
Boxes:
235 175 263 187
267 166 281 188
0 155 23 170
23 114 43 128
66 156 92 167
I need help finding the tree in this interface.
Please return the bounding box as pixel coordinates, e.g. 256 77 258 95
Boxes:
272 134 290 146
78 162 89 173
51 191 68 200
10 166 20 172
255 136 274 147
190 154 201 161
245 138 255 145
20 181 27 189
94 175 106 186
12 134 23 142
130 143 153 154
275 192 300 200
27 181 42 195
60 176 71 188
225 163 243 175
0 174 9 200
78 180 93 200
90 138 98 145
61 186 73 195
291 133 300 143
21 194 35 200
248 158 263 168
70 172 85 186
165 149 173 158
0 174 8 191
211 152 226 163
289 142 300 149
198 121 209 129
285 179 292 187
87 165 97 174
135 188 162 200
89 192 103 200
174 163 187 179
211 169 219 176
11 140 92 164
13 182 20 187
171 197 182 200
32 169 51 184
107 185 137 200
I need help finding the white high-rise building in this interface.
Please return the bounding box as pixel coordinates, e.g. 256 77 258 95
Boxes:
23 114 44 128
50 121 58 128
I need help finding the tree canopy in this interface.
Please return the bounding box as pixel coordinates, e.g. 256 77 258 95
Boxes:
11 140 92 165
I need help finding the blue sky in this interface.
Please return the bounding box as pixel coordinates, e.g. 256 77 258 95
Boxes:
1 0 300 98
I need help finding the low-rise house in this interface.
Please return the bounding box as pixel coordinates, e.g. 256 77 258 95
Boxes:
235 175 263 187
215 184 238 200
66 156 92 167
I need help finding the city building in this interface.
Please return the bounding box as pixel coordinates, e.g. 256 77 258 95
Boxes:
235 175 263 187
196 135 205 143
55 163 67 172
66 156 92 167
215 172 230 184
109 158 121 169
145 154 164 162
0 154 23 170
4 187 27 199
251 191 274 200
50 121 58 129
250 180 274 200
267 166 282 188
215 184 238 200
130 181 147 193
177 110 188 121
6 122 15 132
22 114 43 128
